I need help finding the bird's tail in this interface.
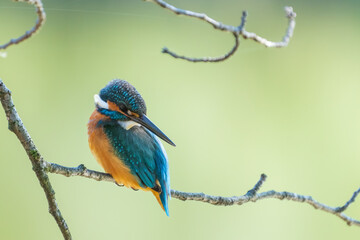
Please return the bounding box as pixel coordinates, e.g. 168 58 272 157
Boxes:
151 189 169 216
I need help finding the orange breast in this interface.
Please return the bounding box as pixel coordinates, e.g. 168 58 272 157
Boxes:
88 110 144 190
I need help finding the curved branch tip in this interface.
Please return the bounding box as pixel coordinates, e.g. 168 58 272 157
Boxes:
0 0 46 51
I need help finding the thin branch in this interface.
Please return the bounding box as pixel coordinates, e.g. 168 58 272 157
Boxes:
43 162 115 184
0 0 46 51
335 188 360 213
162 33 239 62
0 80 72 240
240 6 296 48
149 0 296 62
44 161 360 227
151 0 239 32
245 173 267 197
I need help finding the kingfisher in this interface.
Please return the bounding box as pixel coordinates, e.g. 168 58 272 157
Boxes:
88 79 175 216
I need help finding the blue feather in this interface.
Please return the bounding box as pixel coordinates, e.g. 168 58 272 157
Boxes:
103 123 170 214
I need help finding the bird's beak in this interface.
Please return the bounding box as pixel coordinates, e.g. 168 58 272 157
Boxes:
129 114 176 147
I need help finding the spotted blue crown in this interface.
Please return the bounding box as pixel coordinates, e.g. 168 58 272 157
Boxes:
97 79 147 121
100 79 147 115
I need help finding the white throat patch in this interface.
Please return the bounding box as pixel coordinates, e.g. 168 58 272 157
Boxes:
118 120 141 130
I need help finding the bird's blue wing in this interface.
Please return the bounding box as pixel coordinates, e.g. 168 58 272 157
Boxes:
103 123 170 213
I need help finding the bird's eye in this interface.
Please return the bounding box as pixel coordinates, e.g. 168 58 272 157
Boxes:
118 103 128 113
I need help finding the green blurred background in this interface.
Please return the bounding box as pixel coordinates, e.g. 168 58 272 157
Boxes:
1 0 360 239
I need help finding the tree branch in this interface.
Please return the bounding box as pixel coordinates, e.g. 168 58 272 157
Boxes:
44 161 360 227
43 162 115 184
148 0 296 62
162 32 239 62
240 6 296 47
0 0 46 51
0 80 72 240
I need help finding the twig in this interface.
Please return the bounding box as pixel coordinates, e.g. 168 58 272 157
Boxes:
44 161 360 226
43 162 115 183
162 33 239 62
149 0 296 62
0 80 72 240
335 188 360 213
241 6 296 48
0 0 46 51
245 173 267 197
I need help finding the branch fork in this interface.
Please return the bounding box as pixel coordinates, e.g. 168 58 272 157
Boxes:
152 1 296 62
41 157 360 227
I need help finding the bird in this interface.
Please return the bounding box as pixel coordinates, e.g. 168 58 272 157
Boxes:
88 79 175 216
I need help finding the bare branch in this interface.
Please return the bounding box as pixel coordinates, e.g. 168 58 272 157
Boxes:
44 160 360 227
43 162 115 184
0 80 71 240
335 188 360 213
240 6 296 47
172 189 360 226
149 0 296 62
245 173 267 197
151 0 239 32
162 33 239 62
0 0 46 51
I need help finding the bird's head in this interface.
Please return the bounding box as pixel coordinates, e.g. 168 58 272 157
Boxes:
94 79 175 146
